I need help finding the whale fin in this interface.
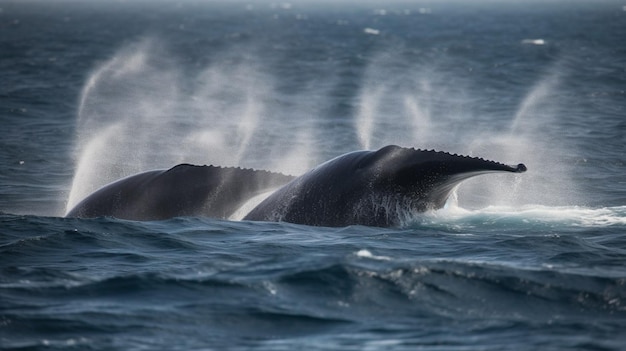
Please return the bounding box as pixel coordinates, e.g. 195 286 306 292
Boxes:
379 147 526 209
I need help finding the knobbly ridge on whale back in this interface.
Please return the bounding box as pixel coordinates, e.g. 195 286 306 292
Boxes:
65 145 527 227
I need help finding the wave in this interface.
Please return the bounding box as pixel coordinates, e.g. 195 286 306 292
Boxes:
2 212 624 350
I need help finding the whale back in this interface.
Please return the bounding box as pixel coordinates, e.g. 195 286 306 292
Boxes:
244 145 526 227
65 164 295 220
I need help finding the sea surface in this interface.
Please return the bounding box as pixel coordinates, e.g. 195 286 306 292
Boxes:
1 1 626 350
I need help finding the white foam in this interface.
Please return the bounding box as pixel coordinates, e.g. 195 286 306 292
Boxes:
522 39 546 45
355 249 391 261
363 28 381 35
421 204 626 228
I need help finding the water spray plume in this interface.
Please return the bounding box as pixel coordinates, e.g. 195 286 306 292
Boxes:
67 41 270 212
404 94 432 144
66 39 327 213
67 39 580 219
352 50 579 212
458 68 580 209
355 86 382 150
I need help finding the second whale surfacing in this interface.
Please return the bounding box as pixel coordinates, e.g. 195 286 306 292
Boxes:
65 165 295 221
66 145 527 227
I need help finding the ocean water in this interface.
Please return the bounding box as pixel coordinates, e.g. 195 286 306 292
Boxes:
1 1 626 350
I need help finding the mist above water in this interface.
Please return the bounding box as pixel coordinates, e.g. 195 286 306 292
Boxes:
67 39 292 210
66 38 580 215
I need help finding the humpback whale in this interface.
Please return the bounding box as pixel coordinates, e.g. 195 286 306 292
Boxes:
243 145 526 227
66 145 526 227
65 165 295 220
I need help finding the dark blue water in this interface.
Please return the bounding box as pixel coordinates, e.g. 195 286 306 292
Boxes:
1 1 625 350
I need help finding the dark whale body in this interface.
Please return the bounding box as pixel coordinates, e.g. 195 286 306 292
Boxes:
243 145 526 227
65 165 295 220
66 145 526 227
